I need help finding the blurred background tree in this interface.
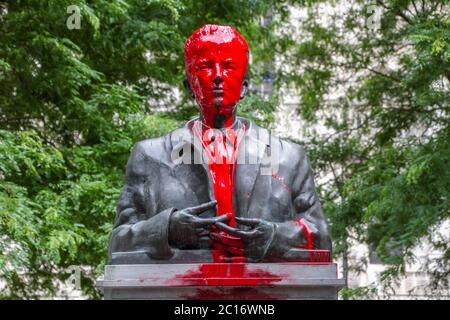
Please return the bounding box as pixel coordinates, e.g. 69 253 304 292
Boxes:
0 0 277 299
278 0 449 298
0 0 448 299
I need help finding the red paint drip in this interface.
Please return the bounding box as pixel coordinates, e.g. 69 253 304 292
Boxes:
194 121 246 262
295 219 314 262
271 170 291 191
184 24 251 262
168 263 284 286
163 261 337 298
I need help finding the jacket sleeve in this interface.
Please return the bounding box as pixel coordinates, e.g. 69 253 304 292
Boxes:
108 141 175 260
266 144 332 262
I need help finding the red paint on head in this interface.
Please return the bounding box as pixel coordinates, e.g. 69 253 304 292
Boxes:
185 24 249 128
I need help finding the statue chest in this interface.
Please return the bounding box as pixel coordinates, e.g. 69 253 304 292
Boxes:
146 162 293 222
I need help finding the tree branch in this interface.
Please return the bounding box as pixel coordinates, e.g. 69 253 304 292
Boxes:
375 0 412 25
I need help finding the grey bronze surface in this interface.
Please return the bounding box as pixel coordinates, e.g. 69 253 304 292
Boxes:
108 117 331 263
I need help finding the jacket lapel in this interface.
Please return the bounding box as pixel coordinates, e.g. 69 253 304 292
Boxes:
234 120 269 217
169 118 270 217
170 120 215 201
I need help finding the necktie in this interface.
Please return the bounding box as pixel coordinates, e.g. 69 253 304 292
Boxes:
203 128 236 226
193 121 246 260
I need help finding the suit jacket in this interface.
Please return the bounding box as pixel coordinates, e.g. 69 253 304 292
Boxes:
108 117 331 262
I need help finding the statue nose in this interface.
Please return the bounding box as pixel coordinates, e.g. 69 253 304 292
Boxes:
213 64 223 86
213 76 223 86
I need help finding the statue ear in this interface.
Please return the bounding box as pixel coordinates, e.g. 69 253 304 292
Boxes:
183 78 195 99
240 78 249 100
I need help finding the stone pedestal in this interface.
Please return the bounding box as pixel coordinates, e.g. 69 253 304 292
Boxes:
96 262 345 300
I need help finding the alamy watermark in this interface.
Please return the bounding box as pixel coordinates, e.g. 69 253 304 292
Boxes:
367 3 382 31
66 5 81 30
170 126 280 176
66 265 81 291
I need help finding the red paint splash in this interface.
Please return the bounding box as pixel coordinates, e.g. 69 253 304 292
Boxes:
295 219 314 261
168 263 284 287
194 121 247 261
167 263 285 299
271 170 291 191
185 25 249 264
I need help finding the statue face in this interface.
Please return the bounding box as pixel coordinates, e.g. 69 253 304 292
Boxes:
185 26 248 121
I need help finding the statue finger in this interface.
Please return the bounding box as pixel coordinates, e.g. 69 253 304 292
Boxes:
238 229 259 239
186 200 217 215
210 232 244 248
214 222 250 238
196 229 210 237
214 222 239 235
235 217 261 227
193 214 228 226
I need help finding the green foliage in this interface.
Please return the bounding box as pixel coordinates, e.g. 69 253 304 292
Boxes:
282 0 450 297
0 0 276 298
237 94 277 128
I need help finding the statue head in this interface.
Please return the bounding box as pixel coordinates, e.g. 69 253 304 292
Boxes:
184 24 249 127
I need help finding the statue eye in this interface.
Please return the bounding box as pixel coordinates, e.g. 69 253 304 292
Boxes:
222 61 236 70
196 60 213 70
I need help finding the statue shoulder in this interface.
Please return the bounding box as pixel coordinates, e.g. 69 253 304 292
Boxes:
131 125 190 161
131 128 180 162
132 136 169 158
280 138 308 158
274 135 310 168
242 118 309 163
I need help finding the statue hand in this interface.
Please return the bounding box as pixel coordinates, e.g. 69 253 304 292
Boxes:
169 200 228 248
211 217 276 262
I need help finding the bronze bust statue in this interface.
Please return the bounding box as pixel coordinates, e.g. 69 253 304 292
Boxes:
108 24 331 264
